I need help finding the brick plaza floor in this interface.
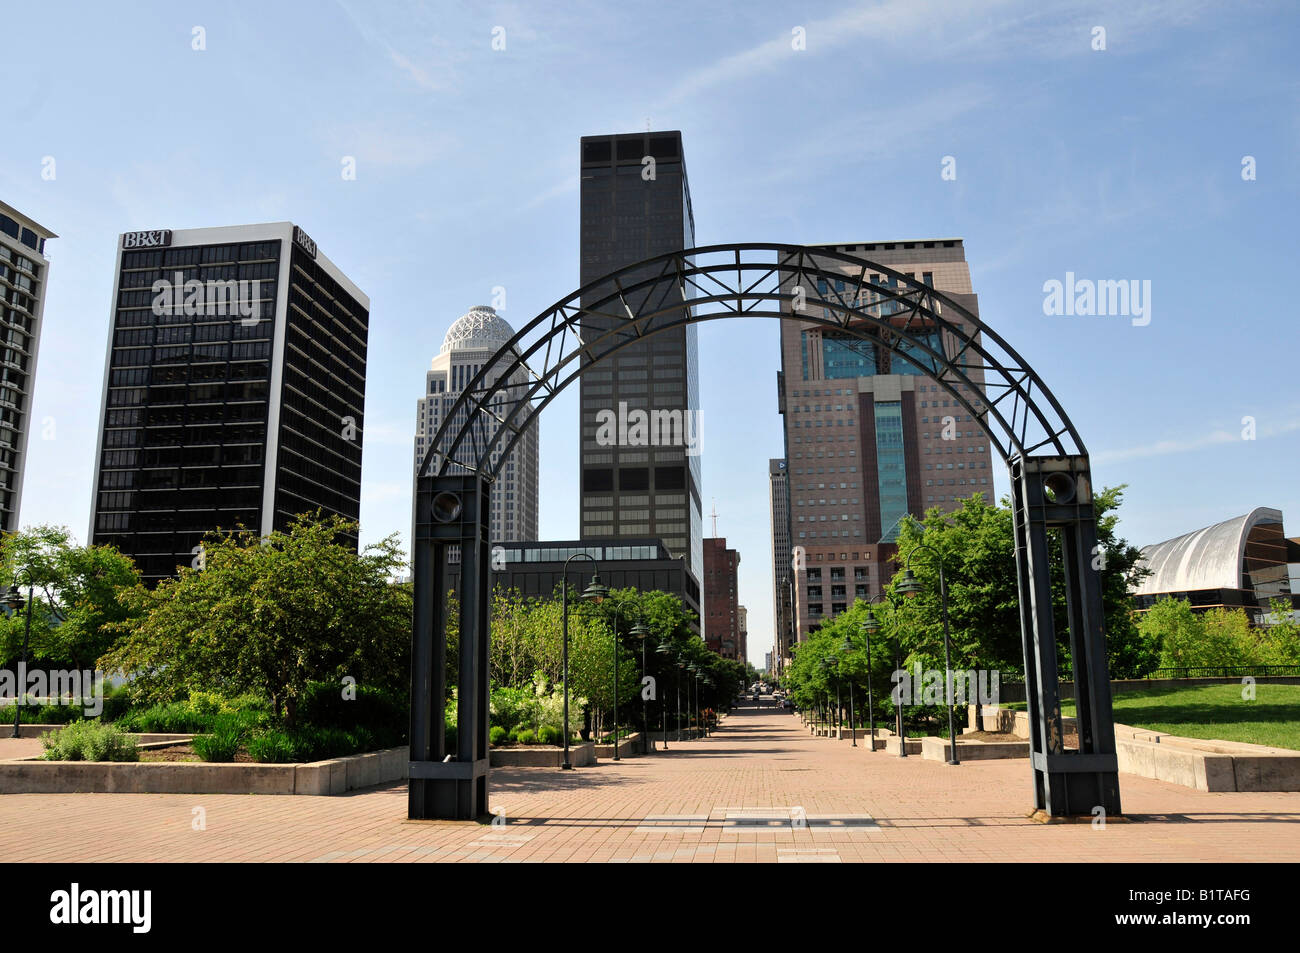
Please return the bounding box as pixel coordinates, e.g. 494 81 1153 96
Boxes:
2 707 1297 862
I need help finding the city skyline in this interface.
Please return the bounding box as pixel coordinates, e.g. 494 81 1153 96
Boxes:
3 1 1298 668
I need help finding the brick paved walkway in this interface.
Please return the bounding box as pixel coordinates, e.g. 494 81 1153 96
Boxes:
2 708 1296 862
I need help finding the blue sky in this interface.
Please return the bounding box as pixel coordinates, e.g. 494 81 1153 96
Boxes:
4 0 1298 667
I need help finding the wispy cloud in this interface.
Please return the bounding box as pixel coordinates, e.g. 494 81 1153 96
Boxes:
655 0 1220 112
323 118 459 170
334 0 474 93
521 173 579 211
1094 417 1300 464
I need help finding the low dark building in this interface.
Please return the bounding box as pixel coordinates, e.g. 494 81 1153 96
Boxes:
449 538 700 633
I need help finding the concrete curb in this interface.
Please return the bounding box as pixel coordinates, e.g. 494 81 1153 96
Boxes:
489 742 595 768
0 746 408 796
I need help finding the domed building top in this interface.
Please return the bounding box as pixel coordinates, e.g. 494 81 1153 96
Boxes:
440 305 516 355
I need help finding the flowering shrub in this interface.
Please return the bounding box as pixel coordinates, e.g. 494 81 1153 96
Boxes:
490 675 584 735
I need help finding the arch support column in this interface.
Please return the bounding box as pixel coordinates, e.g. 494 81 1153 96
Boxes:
409 474 491 820
1011 455 1122 818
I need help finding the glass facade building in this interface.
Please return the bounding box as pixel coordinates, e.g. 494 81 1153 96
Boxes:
777 239 993 642
89 223 369 584
0 201 56 534
578 131 703 623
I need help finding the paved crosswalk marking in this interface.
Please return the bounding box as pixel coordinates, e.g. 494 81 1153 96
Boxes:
778 848 842 863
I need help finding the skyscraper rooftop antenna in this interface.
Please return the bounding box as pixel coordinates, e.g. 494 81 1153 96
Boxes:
710 499 719 537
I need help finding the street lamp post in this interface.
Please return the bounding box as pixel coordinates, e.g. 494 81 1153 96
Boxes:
655 637 674 748
830 657 841 737
899 524 960 767
703 675 713 736
634 620 651 752
675 657 684 741
601 592 641 763
895 635 907 757
688 664 699 739
860 611 879 751
6 581 33 738
817 657 831 737
841 634 857 747
561 552 607 770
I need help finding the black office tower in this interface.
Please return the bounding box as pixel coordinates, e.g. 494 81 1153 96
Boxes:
578 131 703 599
89 222 369 584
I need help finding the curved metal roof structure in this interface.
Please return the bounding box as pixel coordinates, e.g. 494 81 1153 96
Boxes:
1134 506 1283 596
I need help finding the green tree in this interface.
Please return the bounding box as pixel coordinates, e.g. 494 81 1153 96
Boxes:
1141 599 1267 670
0 525 141 671
1259 598 1300 666
1139 597 1203 670
99 514 410 725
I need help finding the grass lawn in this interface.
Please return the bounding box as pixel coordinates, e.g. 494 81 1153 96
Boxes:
1008 683 1300 751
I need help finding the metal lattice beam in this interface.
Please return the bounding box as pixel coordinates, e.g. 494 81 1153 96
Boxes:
418 244 1084 483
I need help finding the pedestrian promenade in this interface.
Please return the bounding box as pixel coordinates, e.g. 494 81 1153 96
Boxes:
2 707 1296 862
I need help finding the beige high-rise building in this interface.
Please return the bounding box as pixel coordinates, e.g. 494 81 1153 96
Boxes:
414 305 538 544
777 239 992 643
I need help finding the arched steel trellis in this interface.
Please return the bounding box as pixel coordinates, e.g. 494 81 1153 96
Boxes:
409 243 1121 820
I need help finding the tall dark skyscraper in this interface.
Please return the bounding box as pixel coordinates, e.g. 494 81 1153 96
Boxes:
578 130 703 609
89 222 369 583
0 201 56 535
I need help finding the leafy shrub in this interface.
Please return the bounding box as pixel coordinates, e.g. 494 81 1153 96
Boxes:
13 702 81 725
191 712 250 762
490 685 537 734
537 725 561 746
100 685 134 722
248 730 298 763
246 724 390 763
515 728 537 745
192 729 240 762
186 691 230 718
489 725 508 746
349 726 375 753
114 692 270 735
41 721 139 762
298 680 407 746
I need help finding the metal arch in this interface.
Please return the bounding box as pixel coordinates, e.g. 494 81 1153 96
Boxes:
410 242 1122 822
416 243 1086 483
